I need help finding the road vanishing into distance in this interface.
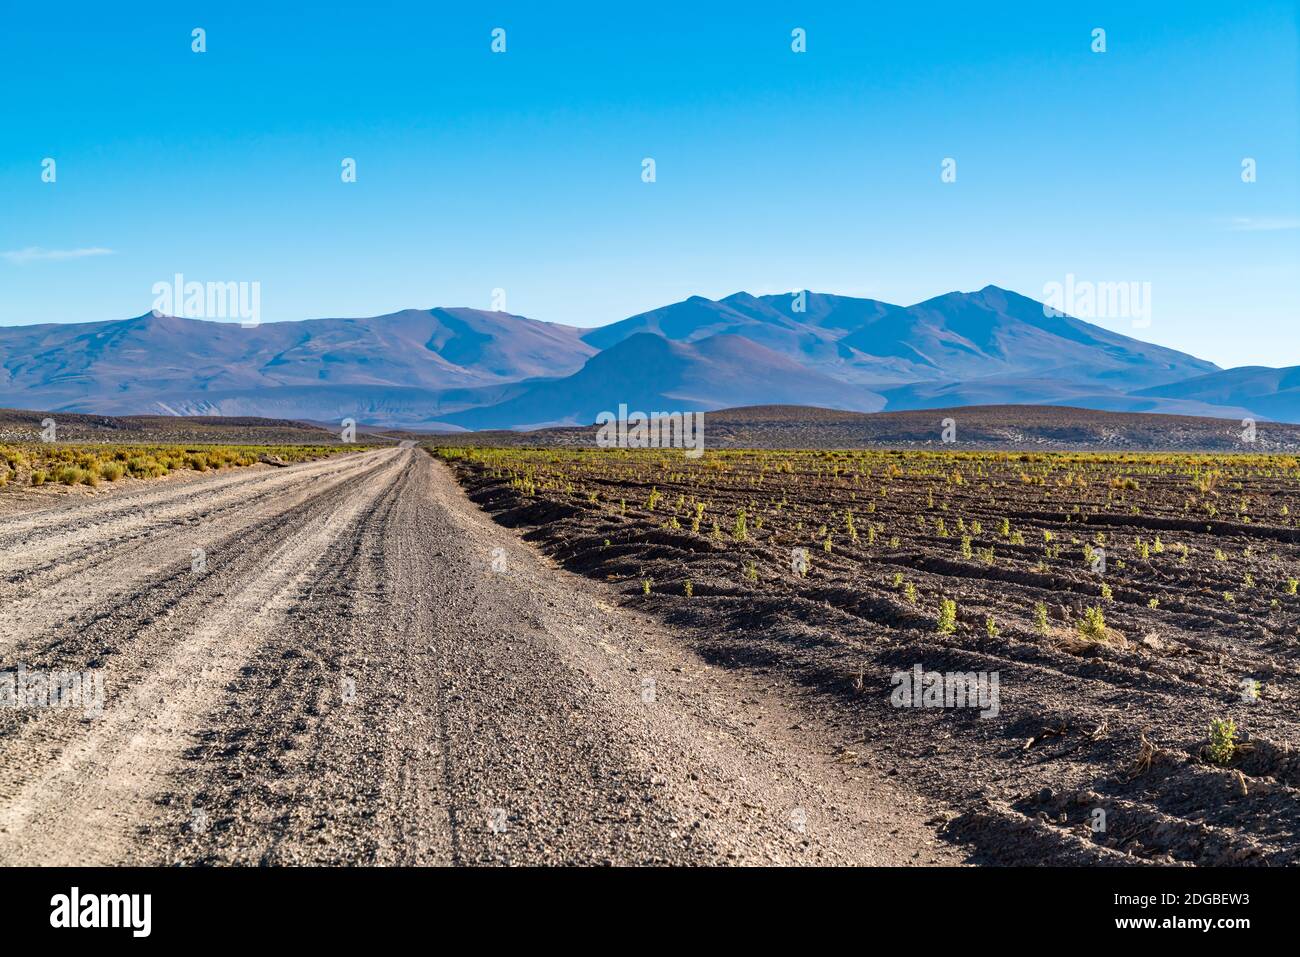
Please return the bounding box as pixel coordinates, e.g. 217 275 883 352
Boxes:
0 448 960 865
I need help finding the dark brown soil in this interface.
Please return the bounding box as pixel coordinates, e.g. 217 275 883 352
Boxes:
438 445 1300 866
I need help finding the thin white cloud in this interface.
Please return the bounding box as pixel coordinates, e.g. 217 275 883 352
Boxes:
0 246 115 265
1226 217 1300 232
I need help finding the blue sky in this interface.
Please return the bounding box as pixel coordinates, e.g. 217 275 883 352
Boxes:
1 1 1296 367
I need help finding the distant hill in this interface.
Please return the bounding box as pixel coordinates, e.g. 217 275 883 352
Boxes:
0 408 353 445
442 333 885 430
581 286 1216 390
877 376 1256 420
427 403 1300 452
3 285 1284 429
0 307 593 424
1133 366 1300 424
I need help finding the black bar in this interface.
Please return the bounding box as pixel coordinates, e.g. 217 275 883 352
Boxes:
0 866 1275 942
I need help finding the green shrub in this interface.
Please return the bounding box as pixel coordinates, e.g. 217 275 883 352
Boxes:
55 465 87 486
1077 606 1107 642
1206 718 1237 765
936 598 957 635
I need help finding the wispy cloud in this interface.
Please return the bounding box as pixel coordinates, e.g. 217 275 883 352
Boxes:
0 246 115 265
1226 217 1300 232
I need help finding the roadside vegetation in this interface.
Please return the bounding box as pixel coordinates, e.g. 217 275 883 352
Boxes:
0 443 351 489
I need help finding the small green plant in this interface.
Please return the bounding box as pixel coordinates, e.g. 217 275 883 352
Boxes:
1147 597 1159 609
985 615 999 638
1077 606 1107 642
1100 582 1113 602
642 578 652 596
1205 717 1237 766
1034 601 1050 635
684 580 693 598
744 561 757 582
960 535 973 559
732 509 748 541
1288 579 1299 596
936 598 957 635
903 582 918 605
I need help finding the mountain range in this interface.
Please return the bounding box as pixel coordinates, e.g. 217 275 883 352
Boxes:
0 286 1289 429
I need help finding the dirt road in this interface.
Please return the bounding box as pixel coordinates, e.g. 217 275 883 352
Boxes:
0 448 962 865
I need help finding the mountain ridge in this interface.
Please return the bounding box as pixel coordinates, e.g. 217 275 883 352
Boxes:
0 286 1276 429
